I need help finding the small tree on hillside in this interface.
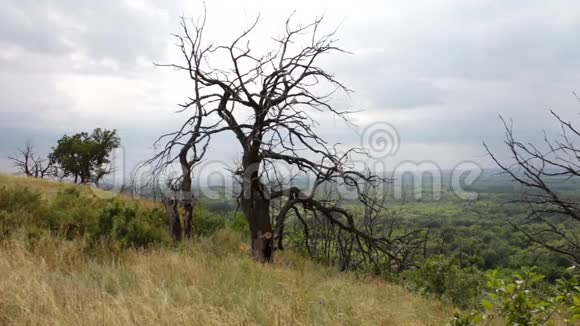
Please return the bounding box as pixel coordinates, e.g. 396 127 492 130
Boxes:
149 13 423 265
51 128 121 185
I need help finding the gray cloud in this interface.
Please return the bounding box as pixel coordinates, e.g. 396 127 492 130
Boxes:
324 0 580 157
1 0 580 172
0 0 176 68
341 1 580 81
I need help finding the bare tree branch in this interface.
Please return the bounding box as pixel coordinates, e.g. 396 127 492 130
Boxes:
485 110 580 265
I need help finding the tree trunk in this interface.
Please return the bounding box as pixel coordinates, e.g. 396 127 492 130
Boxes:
179 147 194 239
164 198 182 242
183 202 193 238
276 223 285 250
241 176 274 262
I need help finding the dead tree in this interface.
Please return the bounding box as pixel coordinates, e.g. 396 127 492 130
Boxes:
153 13 421 263
9 142 53 178
485 112 580 265
284 183 426 273
144 93 208 241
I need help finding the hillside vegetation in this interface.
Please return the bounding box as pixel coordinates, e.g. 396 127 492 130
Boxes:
0 175 452 325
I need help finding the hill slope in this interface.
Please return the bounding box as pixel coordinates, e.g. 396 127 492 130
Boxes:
0 175 453 325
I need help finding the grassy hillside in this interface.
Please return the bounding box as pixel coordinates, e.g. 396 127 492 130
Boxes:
0 174 154 207
0 175 453 325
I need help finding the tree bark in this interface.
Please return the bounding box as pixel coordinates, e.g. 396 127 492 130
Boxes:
241 188 274 262
183 202 193 238
164 198 183 242
240 157 274 262
180 144 195 239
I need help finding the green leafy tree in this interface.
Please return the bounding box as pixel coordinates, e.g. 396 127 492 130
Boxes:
483 268 579 325
50 128 120 185
451 268 580 325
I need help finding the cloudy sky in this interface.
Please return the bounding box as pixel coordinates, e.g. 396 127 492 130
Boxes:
1 0 579 176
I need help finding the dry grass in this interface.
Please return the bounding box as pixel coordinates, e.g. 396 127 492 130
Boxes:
0 174 104 198
0 174 453 325
0 174 155 209
0 232 452 326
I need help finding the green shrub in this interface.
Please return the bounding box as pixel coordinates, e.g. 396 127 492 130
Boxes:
451 267 580 325
95 199 168 247
0 186 46 237
405 255 483 308
449 311 482 326
0 210 43 239
192 204 226 236
49 187 99 236
0 186 42 212
0 183 248 248
484 268 579 325
225 211 250 237
0 184 169 247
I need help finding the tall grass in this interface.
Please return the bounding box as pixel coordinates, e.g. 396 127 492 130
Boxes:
0 175 453 325
0 231 452 325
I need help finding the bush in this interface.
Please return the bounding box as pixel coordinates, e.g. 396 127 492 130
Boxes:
192 203 226 236
484 268 579 325
451 267 580 325
225 211 250 237
0 182 248 249
95 199 168 247
0 184 169 247
49 187 99 237
405 255 483 308
0 186 42 212
0 186 46 237
449 311 482 326
0 210 43 239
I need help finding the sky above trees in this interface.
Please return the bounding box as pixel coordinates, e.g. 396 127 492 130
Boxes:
1 0 580 174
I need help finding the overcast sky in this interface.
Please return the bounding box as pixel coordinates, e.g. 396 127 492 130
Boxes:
1 0 579 176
